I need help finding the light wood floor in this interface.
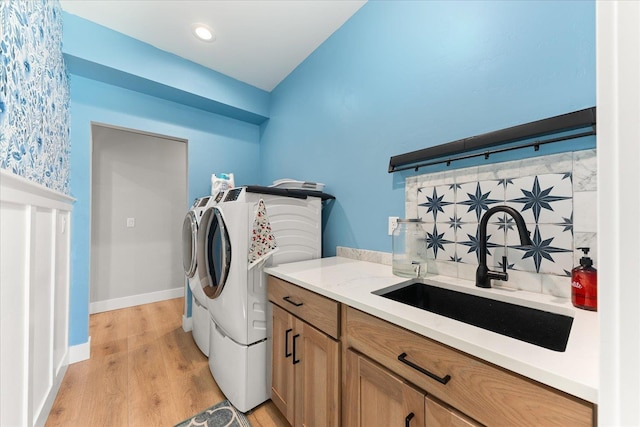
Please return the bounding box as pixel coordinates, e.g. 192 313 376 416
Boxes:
46 297 288 427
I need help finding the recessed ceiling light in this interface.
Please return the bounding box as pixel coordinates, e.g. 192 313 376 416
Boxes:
192 23 215 42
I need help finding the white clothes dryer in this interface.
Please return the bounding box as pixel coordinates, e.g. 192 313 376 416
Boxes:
181 195 215 356
196 186 330 412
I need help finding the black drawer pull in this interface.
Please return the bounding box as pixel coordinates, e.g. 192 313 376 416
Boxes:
405 412 415 427
285 328 293 358
283 296 303 307
397 352 451 385
292 334 301 365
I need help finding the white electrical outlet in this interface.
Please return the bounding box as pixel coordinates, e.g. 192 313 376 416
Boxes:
126 217 135 228
388 216 399 235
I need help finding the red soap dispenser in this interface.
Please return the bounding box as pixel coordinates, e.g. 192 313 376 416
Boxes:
571 247 597 311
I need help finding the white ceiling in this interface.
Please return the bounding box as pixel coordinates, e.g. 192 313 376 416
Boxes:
59 0 367 92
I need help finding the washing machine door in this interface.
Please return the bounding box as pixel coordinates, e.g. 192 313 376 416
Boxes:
182 210 198 278
197 206 231 299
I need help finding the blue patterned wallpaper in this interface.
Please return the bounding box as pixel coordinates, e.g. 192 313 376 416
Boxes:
0 0 70 194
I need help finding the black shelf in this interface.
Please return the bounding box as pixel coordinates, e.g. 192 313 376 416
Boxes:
388 107 596 173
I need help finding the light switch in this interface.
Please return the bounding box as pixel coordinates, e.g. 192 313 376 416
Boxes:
126 217 135 228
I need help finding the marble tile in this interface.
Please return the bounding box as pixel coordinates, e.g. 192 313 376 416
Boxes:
405 185 419 206
415 170 458 188
542 274 572 299
402 150 595 294
453 166 479 185
477 162 520 181
456 262 477 281
573 149 597 192
573 191 597 232
512 153 573 177
494 269 542 293
336 247 393 265
426 258 458 277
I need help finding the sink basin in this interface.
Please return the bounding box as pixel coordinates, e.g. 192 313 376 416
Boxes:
374 282 573 352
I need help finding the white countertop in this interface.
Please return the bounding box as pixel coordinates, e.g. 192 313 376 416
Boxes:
265 256 598 404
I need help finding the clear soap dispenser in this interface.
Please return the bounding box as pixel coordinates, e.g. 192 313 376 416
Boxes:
392 219 428 278
571 247 597 311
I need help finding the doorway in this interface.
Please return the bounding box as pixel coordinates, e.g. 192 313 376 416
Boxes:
90 124 187 313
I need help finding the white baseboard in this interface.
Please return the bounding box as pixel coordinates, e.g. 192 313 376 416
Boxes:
68 337 91 364
34 363 69 427
90 287 184 314
182 314 193 332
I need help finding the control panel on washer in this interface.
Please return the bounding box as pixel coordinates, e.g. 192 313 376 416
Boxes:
223 188 243 202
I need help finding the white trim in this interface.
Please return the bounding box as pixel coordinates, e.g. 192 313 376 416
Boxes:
67 337 91 364
0 169 75 209
33 363 68 427
597 1 640 425
182 314 193 332
1 179 73 426
89 287 184 314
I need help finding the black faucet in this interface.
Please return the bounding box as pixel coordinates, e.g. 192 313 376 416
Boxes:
476 205 533 288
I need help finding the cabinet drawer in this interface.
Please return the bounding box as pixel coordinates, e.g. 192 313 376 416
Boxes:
268 276 340 339
426 396 480 427
345 307 594 426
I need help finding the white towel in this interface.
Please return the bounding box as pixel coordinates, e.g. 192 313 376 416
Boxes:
248 199 278 269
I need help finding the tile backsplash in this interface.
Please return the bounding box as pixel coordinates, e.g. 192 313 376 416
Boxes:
406 150 597 298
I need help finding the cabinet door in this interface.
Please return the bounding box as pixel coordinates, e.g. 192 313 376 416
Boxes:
271 304 295 425
294 319 340 427
425 396 480 427
345 349 424 427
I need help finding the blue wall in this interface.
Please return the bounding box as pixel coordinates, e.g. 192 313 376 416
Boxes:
63 11 270 346
260 0 595 257
68 75 261 345
63 0 595 346
62 12 270 124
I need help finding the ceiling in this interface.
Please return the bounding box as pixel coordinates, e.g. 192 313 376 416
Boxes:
59 0 367 92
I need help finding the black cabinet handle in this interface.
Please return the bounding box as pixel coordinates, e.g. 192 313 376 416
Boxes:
397 352 451 385
292 334 301 365
283 296 303 307
285 328 293 358
405 412 415 427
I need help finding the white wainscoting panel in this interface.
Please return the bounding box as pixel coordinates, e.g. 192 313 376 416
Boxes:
0 170 74 427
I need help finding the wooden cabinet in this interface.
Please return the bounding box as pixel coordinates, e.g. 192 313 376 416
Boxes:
344 306 595 426
268 277 340 427
425 396 479 427
268 275 595 427
345 349 425 427
271 303 295 424
345 349 478 427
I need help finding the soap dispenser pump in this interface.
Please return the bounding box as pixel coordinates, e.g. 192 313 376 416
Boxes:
571 247 597 311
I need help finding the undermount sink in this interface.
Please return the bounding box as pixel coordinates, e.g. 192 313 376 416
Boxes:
374 282 573 352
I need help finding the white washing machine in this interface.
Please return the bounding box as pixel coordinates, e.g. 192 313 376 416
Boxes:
196 186 330 412
181 195 216 356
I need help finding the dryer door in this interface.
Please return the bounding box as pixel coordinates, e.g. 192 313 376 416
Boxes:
197 206 231 299
182 210 198 278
